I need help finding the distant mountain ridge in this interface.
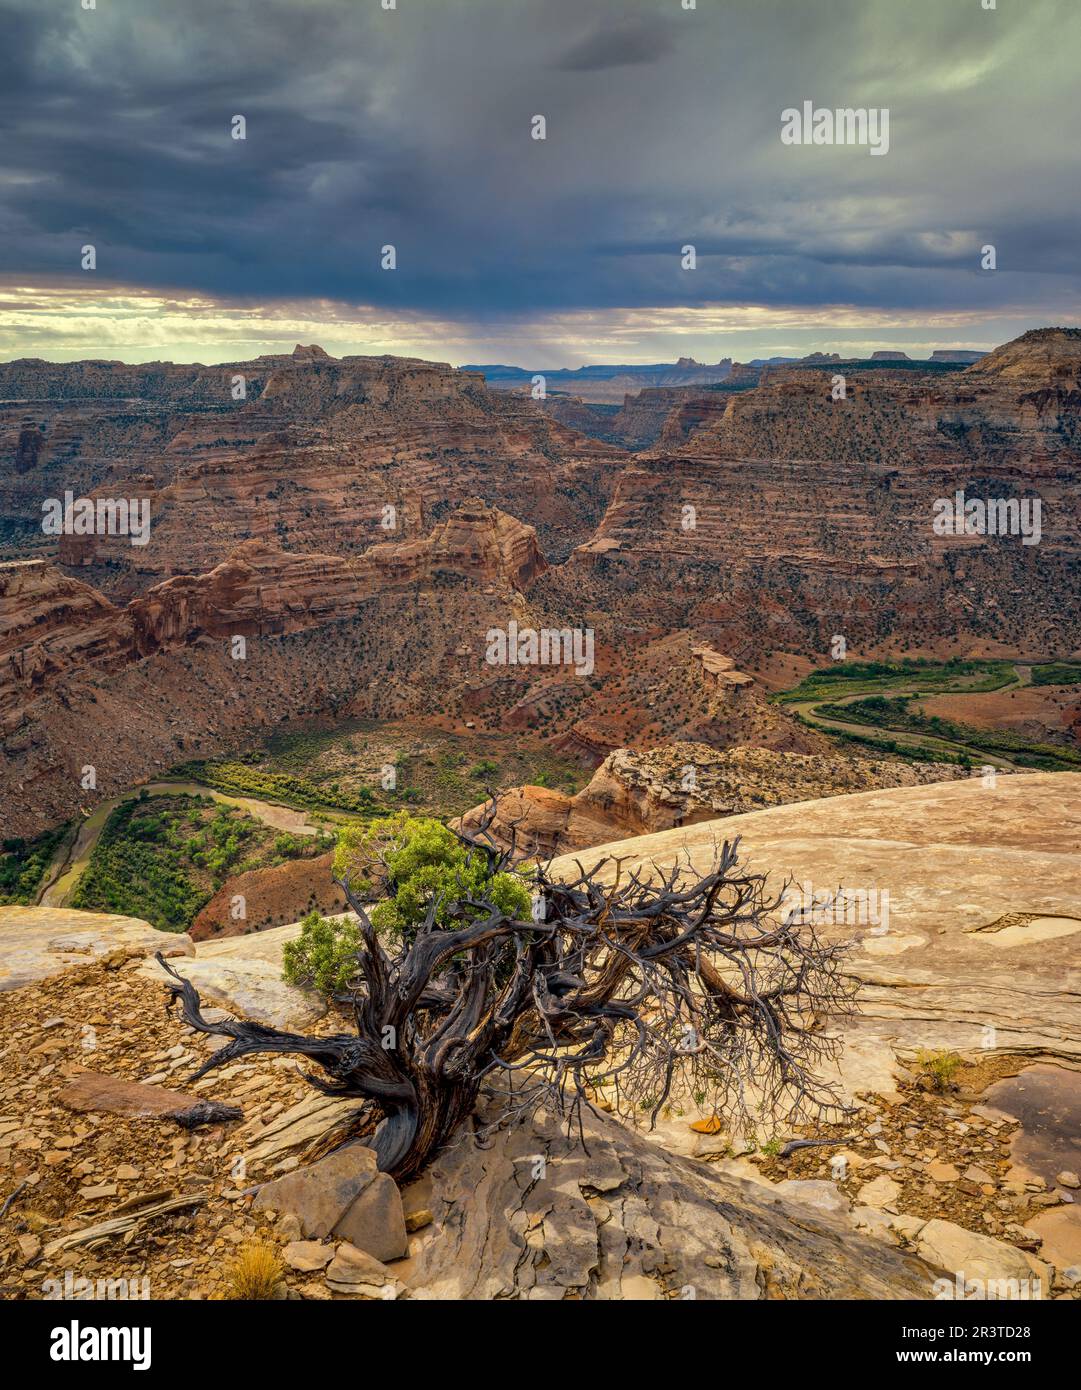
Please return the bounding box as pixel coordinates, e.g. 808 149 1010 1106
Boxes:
463 348 989 404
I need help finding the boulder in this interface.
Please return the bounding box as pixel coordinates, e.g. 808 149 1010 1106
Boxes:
253 1145 407 1263
916 1219 1047 1294
334 1173 408 1263
253 1145 378 1237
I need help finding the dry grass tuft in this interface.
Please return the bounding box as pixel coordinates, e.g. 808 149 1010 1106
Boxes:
224 1242 284 1300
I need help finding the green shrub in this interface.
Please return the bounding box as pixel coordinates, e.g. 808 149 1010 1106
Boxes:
915 1047 963 1093
282 910 361 995
0 825 70 905
334 812 532 945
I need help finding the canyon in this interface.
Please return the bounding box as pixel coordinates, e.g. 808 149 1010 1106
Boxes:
2 328 1079 841
1 330 1079 1308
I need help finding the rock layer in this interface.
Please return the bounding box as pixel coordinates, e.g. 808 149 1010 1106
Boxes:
399 1091 936 1299
456 742 968 856
548 772 1081 1090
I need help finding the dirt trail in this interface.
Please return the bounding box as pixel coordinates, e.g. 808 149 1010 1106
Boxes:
36 781 321 909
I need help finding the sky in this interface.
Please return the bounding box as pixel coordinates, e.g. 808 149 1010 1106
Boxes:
1 0 1079 367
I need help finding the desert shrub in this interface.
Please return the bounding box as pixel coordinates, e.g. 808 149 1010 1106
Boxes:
224 1243 283 1300
282 910 361 995
166 808 856 1184
915 1047 963 1093
334 812 532 945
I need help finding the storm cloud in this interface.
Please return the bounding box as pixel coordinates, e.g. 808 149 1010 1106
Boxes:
0 0 1078 362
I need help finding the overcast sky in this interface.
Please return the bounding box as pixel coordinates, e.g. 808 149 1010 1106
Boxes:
1 0 1078 365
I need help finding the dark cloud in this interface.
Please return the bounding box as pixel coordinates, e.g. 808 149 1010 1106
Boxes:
0 0 1077 336
555 17 676 72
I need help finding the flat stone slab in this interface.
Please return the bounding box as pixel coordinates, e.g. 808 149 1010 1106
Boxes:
326 1242 404 1299
549 774 1081 1089
59 1070 204 1119
58 1070 241 1127
282 1240 334 1272
0 906 191 991
138 926 326 1031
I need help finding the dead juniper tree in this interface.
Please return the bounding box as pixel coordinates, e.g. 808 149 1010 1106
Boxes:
157 800 857 1183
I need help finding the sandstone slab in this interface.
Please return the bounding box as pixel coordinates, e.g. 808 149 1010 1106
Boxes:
856 1175 902 1211
58 1070 240 1128
916 1218 1047 1295
773 1179 852 1218
400 1091 938 1300
549 775 1081 1097
238 1091 366 1177
282 1240 334 1273
0 906 191 992
139 924 325 1030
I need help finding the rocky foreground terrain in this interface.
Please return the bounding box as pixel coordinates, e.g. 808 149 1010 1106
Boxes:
0 776 1077 1300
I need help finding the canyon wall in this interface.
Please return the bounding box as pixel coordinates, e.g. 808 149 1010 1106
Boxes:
552 329 1081 657
1 346 625 592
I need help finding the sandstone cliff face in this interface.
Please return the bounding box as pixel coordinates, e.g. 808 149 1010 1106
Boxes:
0 559 130 731
129 502 545 656
1 501 545 731
5 331 1079 841
557 329 1081 656
456 741 969 856
540 384 739 451
2 348 624 591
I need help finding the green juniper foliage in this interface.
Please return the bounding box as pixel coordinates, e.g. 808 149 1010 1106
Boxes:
283 813 533 994
282 910 362 995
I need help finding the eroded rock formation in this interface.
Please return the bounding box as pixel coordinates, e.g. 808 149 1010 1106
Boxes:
398 1091 936 1299
456 742 969 856
555 328 1081 656
1 500 545 727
